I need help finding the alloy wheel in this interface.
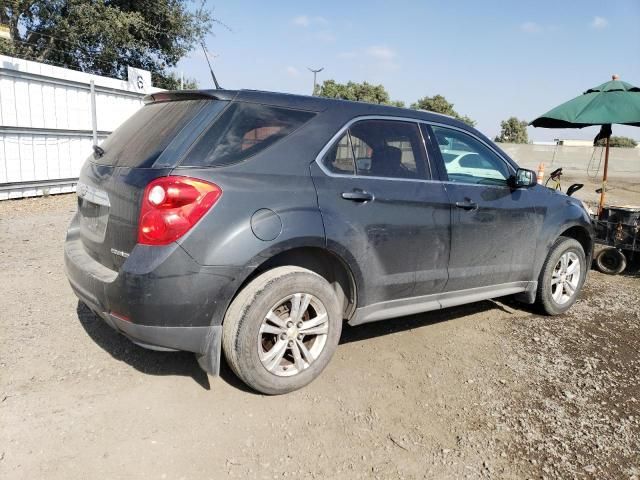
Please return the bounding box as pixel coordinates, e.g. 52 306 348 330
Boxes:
550 251 581 305
258 293 329 377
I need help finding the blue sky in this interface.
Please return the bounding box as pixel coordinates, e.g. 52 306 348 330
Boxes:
177 0 640 142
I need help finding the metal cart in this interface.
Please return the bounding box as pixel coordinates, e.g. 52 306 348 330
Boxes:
592 206 640 274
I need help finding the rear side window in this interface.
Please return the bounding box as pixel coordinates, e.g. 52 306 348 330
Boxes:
183 103 315 167
323 133 356 174
95 100 211 168
322 119 429 179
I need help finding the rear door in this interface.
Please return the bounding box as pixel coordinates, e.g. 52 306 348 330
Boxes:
424 124 538 291
310 118 450 308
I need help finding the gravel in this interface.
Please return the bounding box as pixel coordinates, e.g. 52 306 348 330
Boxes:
0 193 638 479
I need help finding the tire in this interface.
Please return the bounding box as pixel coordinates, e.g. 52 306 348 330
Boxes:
595 247 627 275
535 237 587 315
222 266 342 395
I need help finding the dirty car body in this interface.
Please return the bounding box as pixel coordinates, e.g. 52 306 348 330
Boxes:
64 89 594 391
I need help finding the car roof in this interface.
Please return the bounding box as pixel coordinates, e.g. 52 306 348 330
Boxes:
144 88 472 131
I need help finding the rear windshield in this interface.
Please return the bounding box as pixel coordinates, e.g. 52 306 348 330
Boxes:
94 100 211 168
182 102 315 167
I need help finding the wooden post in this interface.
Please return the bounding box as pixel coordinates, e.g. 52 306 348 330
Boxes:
598 136 610 217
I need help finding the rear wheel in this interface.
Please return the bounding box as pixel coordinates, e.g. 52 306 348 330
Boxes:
222 266 342 395
595 247 627 275
535 237 586 315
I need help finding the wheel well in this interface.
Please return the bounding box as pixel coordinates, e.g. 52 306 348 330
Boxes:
236 247 357 320
560 226 593 259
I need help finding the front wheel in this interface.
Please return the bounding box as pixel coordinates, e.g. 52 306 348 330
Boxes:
535 237 587 315
222 266 342 395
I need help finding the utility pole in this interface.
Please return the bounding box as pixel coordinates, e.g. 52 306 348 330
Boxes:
308 67 324 95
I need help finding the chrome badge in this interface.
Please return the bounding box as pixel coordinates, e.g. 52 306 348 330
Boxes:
110 248 130 259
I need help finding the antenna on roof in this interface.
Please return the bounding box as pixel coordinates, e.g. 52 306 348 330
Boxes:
201 41 221 89
195 1 221 90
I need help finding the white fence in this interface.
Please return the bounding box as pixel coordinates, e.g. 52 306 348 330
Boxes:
500 143 639 177
0 55 161 200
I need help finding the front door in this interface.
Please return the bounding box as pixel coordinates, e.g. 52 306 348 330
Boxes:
425 124 539 292
310 119 450 309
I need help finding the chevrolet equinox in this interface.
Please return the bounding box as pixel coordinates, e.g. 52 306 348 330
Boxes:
64 90 594 394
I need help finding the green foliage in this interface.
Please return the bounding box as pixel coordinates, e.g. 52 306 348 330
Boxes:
595 136 638 148
0 0 214 89
161 72 199 90
388 99 406 108
494 117 529 144
410 94 476 126
182 77 199 90
315 79 404 107
316 83 476 124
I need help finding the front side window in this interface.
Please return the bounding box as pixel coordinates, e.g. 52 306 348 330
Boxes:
184 102 315 167
321 119 429 179
431 126 511 185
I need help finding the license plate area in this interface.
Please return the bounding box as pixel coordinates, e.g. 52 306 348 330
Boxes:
77 182 110 243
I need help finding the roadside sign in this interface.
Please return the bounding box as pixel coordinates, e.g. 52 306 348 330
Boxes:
127 66 152 93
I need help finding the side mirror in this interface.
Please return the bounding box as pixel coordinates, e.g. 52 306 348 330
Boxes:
511 168 538 188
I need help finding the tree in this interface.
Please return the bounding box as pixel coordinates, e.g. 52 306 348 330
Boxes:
494 117 529 144
595 136 638 148
316 79 404 107
0 1 216 89
388 99 406 108
411 95 476 126
162 72 199 90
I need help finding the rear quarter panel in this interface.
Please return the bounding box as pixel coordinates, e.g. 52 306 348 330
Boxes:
172 166 326 267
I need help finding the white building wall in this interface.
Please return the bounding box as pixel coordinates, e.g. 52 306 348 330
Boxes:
0 55 162 200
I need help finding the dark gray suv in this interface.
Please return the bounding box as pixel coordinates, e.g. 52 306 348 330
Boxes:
64 90 594 394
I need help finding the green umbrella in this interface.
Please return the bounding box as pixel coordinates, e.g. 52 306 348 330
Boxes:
530 75 640 215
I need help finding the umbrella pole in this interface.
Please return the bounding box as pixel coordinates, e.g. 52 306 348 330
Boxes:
598 136 610 217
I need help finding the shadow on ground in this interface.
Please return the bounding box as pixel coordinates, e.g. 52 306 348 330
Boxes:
76 302 211 389
340 298 518 344
76 302 259 393
77 297 525 392
622 255 640 277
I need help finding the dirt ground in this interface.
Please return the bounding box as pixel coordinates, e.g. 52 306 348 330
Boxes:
1 194 638 480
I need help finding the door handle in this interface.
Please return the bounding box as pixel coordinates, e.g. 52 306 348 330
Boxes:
455 200 478 211
341 190 374 202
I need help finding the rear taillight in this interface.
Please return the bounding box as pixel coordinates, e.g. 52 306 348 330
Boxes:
138 176 222 245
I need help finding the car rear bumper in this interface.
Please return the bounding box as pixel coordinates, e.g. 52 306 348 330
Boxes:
64 223 248 373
